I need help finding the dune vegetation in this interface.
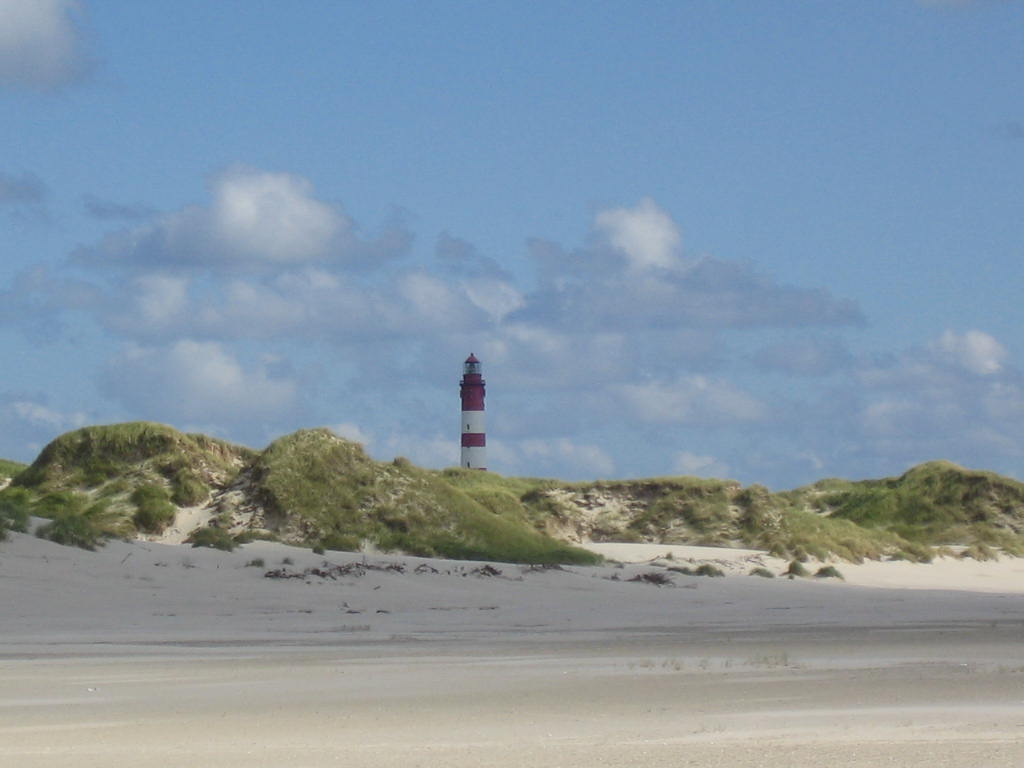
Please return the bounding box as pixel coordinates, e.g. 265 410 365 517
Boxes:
1 423 253 548
2 422 1023 564
0 458 25 481
251 429 599 564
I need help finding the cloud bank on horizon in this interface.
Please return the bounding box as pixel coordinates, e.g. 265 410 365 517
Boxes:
1 0 1022 487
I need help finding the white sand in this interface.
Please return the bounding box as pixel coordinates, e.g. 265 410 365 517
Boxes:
3 530 1024 767
585 540 1024 592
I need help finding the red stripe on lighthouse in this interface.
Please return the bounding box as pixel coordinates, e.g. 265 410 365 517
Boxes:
461 433 486 447
460 382 485 410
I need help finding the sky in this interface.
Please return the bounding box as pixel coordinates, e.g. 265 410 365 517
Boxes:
1 0 1022 488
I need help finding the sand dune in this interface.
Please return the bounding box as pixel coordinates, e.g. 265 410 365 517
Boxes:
2 530 1023 766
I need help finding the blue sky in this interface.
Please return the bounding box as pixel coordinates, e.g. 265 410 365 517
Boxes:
1 0 1022 487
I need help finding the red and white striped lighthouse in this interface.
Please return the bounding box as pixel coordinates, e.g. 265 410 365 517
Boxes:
460 353 486 470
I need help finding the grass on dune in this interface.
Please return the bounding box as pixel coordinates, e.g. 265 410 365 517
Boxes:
0 486 32 540
789 461 1024 555
131 484 177 533
9 422 253 539
255 429 601 564
382 473 600 564
15 422 251 493
31 491 128 550
9 422 1024 566
0 458 26 481
761 508 932 563
439 468 557 529
0 485 128 549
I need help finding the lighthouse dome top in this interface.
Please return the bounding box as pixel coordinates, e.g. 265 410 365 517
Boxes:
463 353 482 375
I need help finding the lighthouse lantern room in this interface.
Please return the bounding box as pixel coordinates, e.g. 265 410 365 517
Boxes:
460 353 487 470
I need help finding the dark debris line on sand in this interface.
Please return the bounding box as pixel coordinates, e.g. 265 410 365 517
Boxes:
262 558 681 586
263 561 406 580
262 561 509 581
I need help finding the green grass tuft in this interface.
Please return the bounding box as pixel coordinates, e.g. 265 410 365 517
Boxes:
187 527 236 551
694 563 725 577
34 494 122 550
131 484 176 533
0 458 26 481
814 565 844 579
170 469 209 506
960 542 997 561
318 532 362 552
0 487 33 539
786 560 809 577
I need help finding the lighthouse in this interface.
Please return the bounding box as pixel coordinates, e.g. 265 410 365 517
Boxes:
460 353 487 470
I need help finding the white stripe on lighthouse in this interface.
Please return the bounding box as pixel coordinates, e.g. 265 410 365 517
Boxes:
461 410 485 434
461 446 487 469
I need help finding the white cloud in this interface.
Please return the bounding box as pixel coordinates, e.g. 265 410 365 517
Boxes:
0 0 88 90
831 330 1024 476
134 274 188 325
521 203 862 332
206 269 384 338
754 336 852 376
480 324 633 390
618 376 767 424
211 167 348 264
861 399 927 437
672 451 730 478
331 422 371 445
398 273 463 325
377 432 458 469
435 231 511 280
517 437 616 477
219 279 308 330
0 397 87 462
10 400 87 430
103 340 298 422
100 261 493 343
77 167 389 271
594 197 682 272
66 189 860 359
461 278 524 323
931 329 1007 375
981 381 1024 423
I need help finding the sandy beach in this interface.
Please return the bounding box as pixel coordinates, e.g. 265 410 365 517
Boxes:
2 529 1024 767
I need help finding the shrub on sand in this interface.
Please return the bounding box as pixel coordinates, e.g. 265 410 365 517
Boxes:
35 498 119 551
187 527 236 551
131 484 176 533
786 560 809 577
960 543 997 561
0 487 32 539
170 469 208 506
814 565 844 579
694 563 725 577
